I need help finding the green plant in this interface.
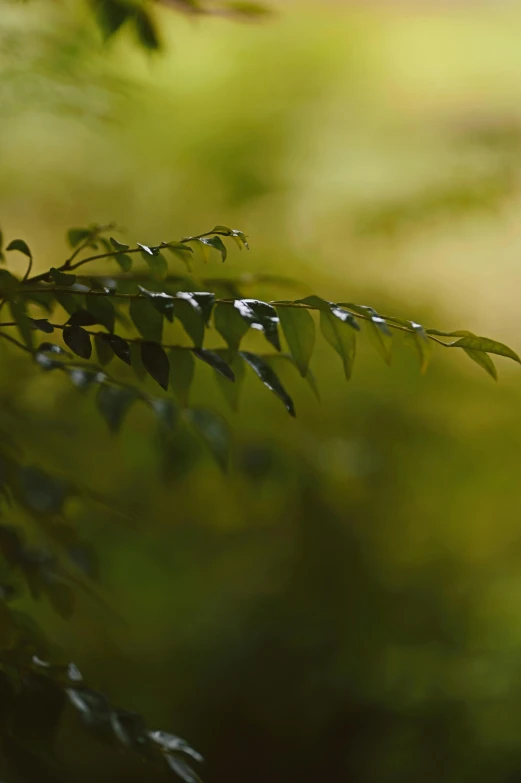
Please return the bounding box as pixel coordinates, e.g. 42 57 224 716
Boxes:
0 220 516 783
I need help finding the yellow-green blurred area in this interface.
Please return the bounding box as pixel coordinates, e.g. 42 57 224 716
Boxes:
3 1 521 781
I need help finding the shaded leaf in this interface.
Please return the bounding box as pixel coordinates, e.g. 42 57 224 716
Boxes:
449 334 520 363
168 349 195 406
175 297 204 347
100 333 131 366
213 351 246 411
141 342 170 390
165 754 202 783
96 385 137 433
277 306 315 377
111 709 148 754
214 302 249 350
149 730 203 763
30 318 54 334
234 299 281 350
133 7 161 50
6 239 31 258
115 253 133 272
129 297 163 342
55 291 82 316
95 333 114 366
0 269 20 299
92 0 131 39
9 300 34 351
87 295 115 332
63 326 92 359
464 349 498 379
143 251 168 280
130 342 147 381
50 268 77 287
185 408 231 472
240 351 295 416
150 398 178 432
409 321 432 373
193 348 235 381
67 309 98 328
68 368 106 390
109 237 129 252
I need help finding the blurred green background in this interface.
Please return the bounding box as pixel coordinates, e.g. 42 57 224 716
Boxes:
3 1 521 781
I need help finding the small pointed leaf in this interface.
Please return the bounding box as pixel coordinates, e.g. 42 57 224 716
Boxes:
100 334 131 366
449 335 520 364
185 408 231 472
96 385 137 433
168 349 195 406
464 349 497 379
129 297 163 342
30 318 54 334
109 237 129 252
240 351 295 416
277 306 315 377
141 342 170 390
87 296 115 332
63 326 92 359
319 310 356 380
175 296 204 347
67 228 92 248
193 348 235 381
138 287 174 322
200 236 227 263
50 268 77 287
6 239 31 258
214 302 249 350
234 299 281 350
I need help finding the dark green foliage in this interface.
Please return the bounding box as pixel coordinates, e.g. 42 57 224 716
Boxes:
141 341 170 390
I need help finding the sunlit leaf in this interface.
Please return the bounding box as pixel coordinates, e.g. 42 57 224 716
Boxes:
185 408 231 472
138 287 174 322
200 236 227 263
234 299 281 350
240 351 295 416
214 302 250 350
63 326 92 359
319 310 356 380
345 305 392 365
277 306 315 377
141 342 170 391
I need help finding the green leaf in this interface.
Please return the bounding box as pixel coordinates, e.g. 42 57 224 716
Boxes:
319 310 356 380
9 300 34 351
68 367 106 390
133 7 161 50
449 335 520 364
6 239 31 258
185 408 231 472
96 385 137 433
63 326 92 359
67 228 92 248
137 242 158 256
18 466 68 515
200 236 227 263
240 351 295 416
115 254 133 273
175 297 205 347
30 318 54 334
100 334 131 366
129 297 163 343
95 333 114 366
211 226 249 250
50 268 77 287
409 321 432 373
234 299 281 350
150 399 178 432
178 292 215 325
93 0 131 39
138 287 174 322
193 348 235 381
86 296 115 332
213 351 246 411
214 302 249 350
141 342 169 391
464 349 497 379
67 309 98 327
344 305 392 365
109 237 129 252
143 251 168 280
277 306 315 377
0 270 20 299
56 291 82 315
148 731 203 764
168 349 195 406
130 342 147 380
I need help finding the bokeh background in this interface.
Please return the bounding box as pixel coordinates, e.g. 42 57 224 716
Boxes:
3 1 521 781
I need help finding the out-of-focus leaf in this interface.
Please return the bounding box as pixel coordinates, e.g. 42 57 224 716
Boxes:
56 291 82 316
18 467 68 516
193 348 235 381
165 753 203 783
211 226 249 250
240 351 295 416
50 268 76 287
111 709 148 753
129 297 163 342
185 408 231 472
138 287 174 322
6 239 31 258
168 349 195 406
133 7 161 50
0 270 20 299
213 351 245 411
141 342 169 390
45 581 75 620
149 730 203 763
175 297 204 347
109 237 129 252
143 251 168 280
63 326 92 359
200 236 227 263
234 299 281 350
137 243 158 256
67 687 112 741
214 302 249 350
68 368 107 390
115 253 133 272
277 306 315 377
93 0 132 39
86 295 115 332
100 333 131 366
67 309 98 328
96 385 137 432
30 318 54 334
319 310 356 380
463 349 498 379
67 228 92 248
150 398 178 432
95 333 114 366
9 300 34 351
